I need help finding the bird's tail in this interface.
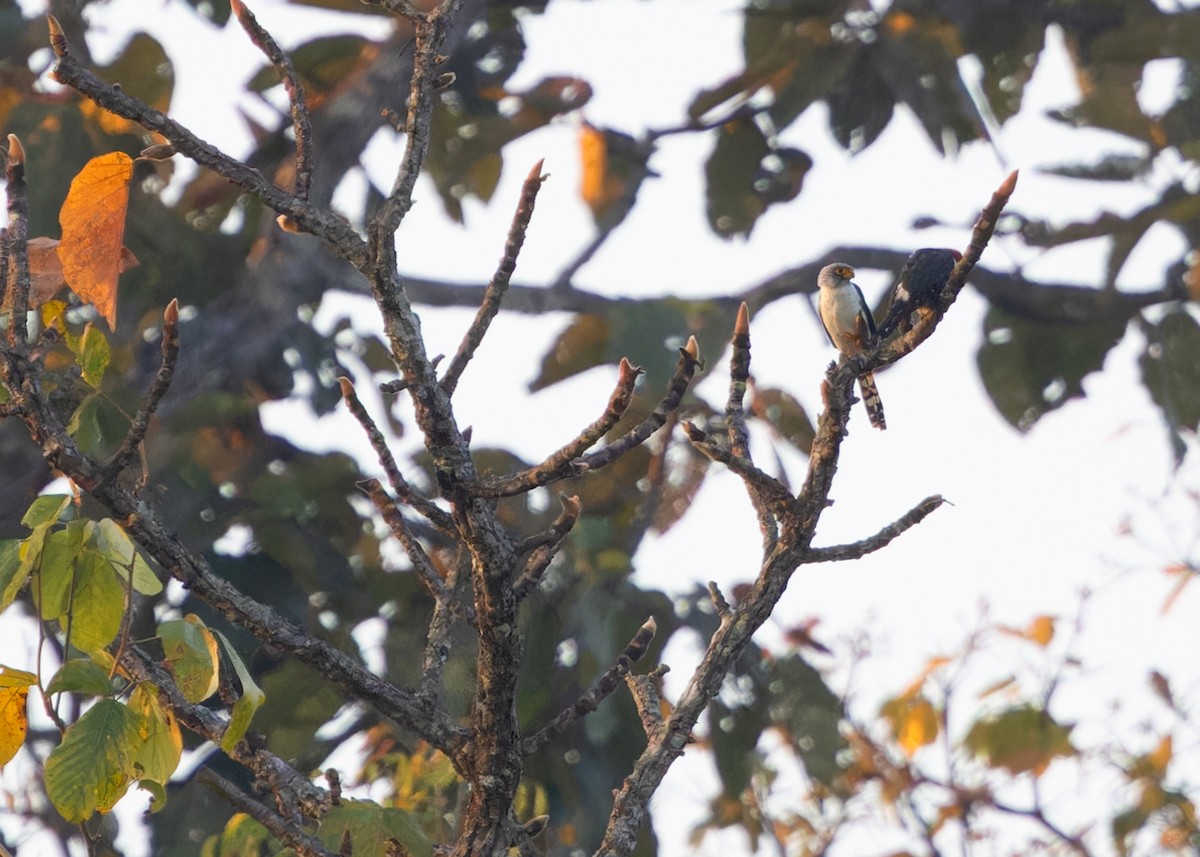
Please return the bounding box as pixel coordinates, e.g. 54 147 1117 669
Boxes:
858 372 886 430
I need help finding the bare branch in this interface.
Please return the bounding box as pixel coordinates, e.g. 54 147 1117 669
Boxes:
513 494 580 600
624 666 668 739
339 376 456 534
360 477 450 602
105 299 180 484
229 0 314 203
5 134 30 346
442 160 547 396
198 767 334 857
372 2 458 240
595 175 1019 857
467 357 644 497
707 581 732 622
877 170 1019 368
48 22 364 264
725 302 752 458
522 617 657 756
681 421 795 512
805 495 946 562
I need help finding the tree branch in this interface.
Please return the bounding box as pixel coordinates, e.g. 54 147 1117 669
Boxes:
804 495 946 562
197 767 334 857
48 18 364 264
594 173 1019 857
229 0 314 204
4 134 30 347
339 377 457 534
467 357 643 497
513 493 580 600
104 299 179 484
441 159 546 396
522 616 656 757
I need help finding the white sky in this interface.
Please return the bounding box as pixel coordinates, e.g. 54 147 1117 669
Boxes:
5 1 1200 856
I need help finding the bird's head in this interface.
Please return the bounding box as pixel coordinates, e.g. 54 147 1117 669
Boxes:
818 263 855 290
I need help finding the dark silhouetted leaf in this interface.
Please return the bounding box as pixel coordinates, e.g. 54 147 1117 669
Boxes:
826 49 895 152
1140 310 1200 461
977 306 1128 431
706 119 769 238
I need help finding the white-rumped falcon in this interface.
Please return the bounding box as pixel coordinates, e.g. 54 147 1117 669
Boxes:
817 263 886 430
877 248 962 339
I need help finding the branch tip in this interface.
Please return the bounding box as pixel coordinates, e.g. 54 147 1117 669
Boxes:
229 0 246 13
338 376 355 400
999 169 1019 197
163 298 179 325
683 335 700 361
526 158 546 183
47 15 67 57
6 133 24 166
681 421 705 442
624 615 656 663
559 493 581 517
734 302 750 337
617 356 643 383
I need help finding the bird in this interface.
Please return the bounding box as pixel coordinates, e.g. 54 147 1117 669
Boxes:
877 248 962 339
816 263 886 430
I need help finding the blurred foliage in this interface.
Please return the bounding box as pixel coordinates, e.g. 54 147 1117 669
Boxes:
0 0 1199 855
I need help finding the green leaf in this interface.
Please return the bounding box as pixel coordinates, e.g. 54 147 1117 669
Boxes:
704 118 769 238
47 659 114 696
1140 310 1200 440
44 699 143 821
0 540 25 614
216 631 265 753
159 616 220 704
964 704 1076 776
22 494 72 529
976 306 1127 431
769 655 845 788
92 519 163 596
35 520 89 621
62 548 125 653
74 324 111 388
203 813 276 857
128 684 182 784
317 800 432 857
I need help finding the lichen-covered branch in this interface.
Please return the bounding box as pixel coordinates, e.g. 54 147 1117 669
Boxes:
522 616 656 757
48 19 364 264
594 173 1017 857
468 357 643 497
105 299 179 483
442 160 546 396
4 134 30 346
804 495 946 562
229 0 314 203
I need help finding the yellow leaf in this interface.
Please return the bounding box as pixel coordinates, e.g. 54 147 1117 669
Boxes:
58 152 135 329
578 123 628 221
881 694 940 757
0 667 35 768
1148 734 1173 777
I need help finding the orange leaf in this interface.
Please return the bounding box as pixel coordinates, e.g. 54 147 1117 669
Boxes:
1027 615 1055 646
58 152 135 329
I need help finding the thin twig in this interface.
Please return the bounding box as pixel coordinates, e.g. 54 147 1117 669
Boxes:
339 377 456 533
360 477 449 601
876 170 1019 369
681 421 795 513
624 665 668 739
229 0 313 203
47 20 364 265
441 160 546 396
467 357 644 497
372 2 458 241
522 617 656 756
105 299 179 483
513 494 580 600
804 495 946 562
198 767 334 857
5 134 30 347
